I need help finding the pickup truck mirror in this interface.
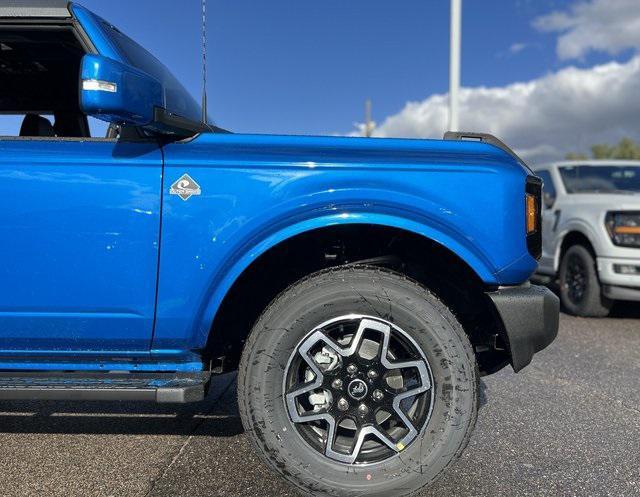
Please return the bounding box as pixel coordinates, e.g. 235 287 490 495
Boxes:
543 191 556 209
80 54 163 127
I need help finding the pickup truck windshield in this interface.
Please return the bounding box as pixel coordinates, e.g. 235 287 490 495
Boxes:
559 165 640 194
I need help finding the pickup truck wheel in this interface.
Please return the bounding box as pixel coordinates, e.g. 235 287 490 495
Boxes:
559 244 612 317
238 266 479 497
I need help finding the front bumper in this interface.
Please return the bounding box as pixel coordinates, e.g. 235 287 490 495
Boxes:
487 283 559 372
597 257 640 301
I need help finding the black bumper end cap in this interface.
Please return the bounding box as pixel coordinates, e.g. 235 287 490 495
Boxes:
488 283 560 372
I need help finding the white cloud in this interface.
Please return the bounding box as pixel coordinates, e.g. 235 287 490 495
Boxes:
495 42 532 59
533 0 640 60
355 56 640 164
509 42 528 55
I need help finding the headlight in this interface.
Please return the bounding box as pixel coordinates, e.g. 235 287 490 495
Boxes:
605 211 640 248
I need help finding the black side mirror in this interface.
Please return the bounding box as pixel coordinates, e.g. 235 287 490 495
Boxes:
543 192 555 209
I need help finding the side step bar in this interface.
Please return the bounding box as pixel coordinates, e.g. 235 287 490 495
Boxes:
0 372 210 403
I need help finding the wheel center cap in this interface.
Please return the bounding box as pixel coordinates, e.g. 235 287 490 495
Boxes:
347 379 368 400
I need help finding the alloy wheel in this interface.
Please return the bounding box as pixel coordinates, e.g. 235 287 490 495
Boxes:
283 315 434 465
565 253 588 305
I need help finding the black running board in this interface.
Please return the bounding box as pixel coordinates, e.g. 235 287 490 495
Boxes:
0 372 210 403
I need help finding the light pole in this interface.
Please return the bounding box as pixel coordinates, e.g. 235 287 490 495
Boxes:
201 0 208 125
365 99 374 137
449 0 461 132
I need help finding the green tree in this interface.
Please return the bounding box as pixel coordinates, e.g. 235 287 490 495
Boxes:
566 137 640 160
609 137 640 159
565 152 588 160
591 144 614 159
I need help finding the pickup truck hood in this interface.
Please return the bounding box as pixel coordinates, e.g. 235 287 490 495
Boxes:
563 192 640 210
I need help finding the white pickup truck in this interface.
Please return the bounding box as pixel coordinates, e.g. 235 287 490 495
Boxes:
533 161 640 317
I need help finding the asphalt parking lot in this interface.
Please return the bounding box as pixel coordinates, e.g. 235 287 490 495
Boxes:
0 309 638 497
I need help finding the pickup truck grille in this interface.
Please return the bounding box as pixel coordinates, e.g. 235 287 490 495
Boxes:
526 176 542 260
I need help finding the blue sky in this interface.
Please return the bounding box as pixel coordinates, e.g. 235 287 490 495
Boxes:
76 0 589 134
2 0 640 161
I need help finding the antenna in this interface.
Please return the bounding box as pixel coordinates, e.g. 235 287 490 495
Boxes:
201 0 208 125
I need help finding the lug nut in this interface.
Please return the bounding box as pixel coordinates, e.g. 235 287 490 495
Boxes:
346 364 358 374
357 404 369 417
337 398 349 411
332 378 343 389
367 369 379 380
372 389 384 402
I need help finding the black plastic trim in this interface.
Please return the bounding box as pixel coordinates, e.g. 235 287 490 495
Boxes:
526 176 543 260
152 107 208 138
487 283 559 372
603 284 640 302
443 131 530 170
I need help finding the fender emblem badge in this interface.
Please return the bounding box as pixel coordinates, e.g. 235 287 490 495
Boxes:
170 174 201 201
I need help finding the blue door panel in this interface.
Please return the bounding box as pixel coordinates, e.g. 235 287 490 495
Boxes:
0 139 162 352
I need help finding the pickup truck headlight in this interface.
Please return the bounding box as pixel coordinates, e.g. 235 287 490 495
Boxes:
605 211 640 248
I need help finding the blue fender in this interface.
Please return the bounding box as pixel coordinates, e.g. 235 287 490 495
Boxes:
153 132 537 355
191 212 498 348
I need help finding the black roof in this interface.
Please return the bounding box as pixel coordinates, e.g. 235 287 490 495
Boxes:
0 1 71 18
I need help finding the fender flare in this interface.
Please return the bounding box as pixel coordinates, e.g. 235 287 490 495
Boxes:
193 212 499 345
553 219 600 272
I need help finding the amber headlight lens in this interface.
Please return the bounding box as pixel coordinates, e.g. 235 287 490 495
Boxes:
605 211 640 248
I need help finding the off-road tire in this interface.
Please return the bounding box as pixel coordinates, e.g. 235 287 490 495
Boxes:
238 265 480 497
559 244 612 317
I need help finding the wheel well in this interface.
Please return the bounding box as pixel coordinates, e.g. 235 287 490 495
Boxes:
560 231 596 261
205 224 510 375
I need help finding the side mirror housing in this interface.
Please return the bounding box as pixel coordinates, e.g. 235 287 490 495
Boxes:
543 192 556 209
80 54 163 127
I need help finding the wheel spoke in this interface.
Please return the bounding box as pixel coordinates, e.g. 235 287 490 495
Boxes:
325 423 400 464
380 322 432 391
285 380 317 398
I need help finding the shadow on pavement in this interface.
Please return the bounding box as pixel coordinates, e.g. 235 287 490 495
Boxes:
609 301 640 319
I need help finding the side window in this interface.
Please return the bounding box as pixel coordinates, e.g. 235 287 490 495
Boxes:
0 27 110 140
536 170 557 208
0 115 109 139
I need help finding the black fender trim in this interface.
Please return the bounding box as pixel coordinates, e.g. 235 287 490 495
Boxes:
443 131 530 171
487 283 559 372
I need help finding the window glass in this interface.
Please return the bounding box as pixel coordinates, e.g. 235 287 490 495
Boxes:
0 115 25 136
0 114 110 139
88 117 109 138
0 26 112 140
559 165 640 194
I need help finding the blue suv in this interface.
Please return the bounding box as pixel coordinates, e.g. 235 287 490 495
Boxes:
0 3 558 496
